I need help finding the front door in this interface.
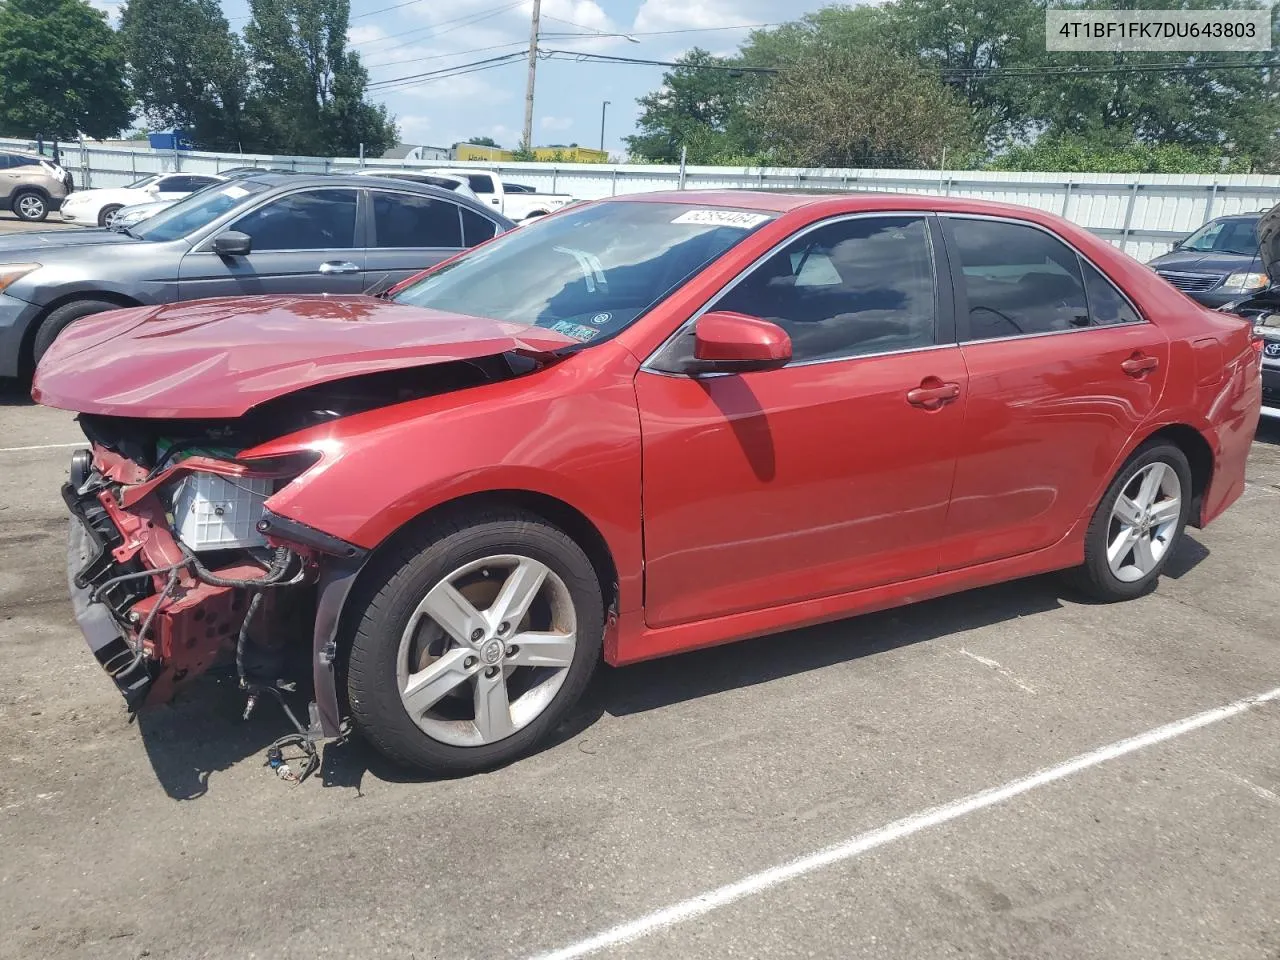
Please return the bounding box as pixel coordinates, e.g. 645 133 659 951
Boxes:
936 215 1170 570
637 214 968 628
360 188 478 293
177 187 364 299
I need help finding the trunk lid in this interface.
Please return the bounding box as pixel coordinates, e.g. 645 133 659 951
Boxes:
32 294 578 418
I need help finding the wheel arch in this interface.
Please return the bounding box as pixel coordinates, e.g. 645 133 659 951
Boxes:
1128 422 1215 528
10 183 50 207
320 487 620 731
21 290 143 374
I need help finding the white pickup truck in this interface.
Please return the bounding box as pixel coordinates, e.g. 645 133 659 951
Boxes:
422 168 574 221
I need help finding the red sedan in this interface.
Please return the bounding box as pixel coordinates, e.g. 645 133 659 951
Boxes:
35 191 1262 775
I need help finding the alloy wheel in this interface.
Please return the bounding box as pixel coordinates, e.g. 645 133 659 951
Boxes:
1106 461 1182 582
395 554 577 747
16 194 44 219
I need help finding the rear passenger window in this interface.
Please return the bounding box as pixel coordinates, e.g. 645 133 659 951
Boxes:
948 218 1090 340
715 215 937 363
1081 260 1142 326
461 207 497 246
467 174 495 194
372 192 462 248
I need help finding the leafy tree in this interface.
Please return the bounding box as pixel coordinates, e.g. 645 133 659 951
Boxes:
467 136 500 147
244 0 397 156
0 0 131 140
625 49 760 163
119 0 253 151
756 45 974 168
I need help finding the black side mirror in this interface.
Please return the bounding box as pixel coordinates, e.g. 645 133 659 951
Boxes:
212 230 252 257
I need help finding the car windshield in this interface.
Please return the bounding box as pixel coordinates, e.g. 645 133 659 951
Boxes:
125 175 161 189
1180 217 1260 256
133 180 272 242
391 201 775 342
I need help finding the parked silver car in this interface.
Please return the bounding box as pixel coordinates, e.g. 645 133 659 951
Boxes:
0 173 513 376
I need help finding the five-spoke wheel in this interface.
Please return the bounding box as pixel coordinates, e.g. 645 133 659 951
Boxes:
346 510 603 774
1076 441 1191 601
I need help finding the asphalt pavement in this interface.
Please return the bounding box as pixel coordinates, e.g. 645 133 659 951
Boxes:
2 385 1279 960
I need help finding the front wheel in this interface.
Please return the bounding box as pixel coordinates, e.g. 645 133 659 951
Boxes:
346 510 603 774
1073 441 1192 601
98 204 123 227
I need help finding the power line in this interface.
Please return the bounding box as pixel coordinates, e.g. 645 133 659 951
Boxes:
365 40 527 71
367 50 528 89
540 49 779 73
351 0 524 49
542 22 780 39
372 57 524 93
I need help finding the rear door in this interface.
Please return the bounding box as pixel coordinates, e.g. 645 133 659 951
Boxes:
177 187 364 298
936 215 1170 570
361 188 476 291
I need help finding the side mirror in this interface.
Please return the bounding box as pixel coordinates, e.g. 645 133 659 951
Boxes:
212 230 252 257
692 310 792 372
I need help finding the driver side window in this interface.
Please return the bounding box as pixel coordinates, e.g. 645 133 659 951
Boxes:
714 215 938 364
230 189 357 251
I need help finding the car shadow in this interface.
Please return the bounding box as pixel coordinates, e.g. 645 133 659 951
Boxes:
0 380 34 406
132 534 1214 799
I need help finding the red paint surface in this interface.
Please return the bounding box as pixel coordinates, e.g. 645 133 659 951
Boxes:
46 192 1261 669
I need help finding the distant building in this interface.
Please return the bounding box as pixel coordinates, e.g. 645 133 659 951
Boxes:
380 143 451 161
449 143 611 163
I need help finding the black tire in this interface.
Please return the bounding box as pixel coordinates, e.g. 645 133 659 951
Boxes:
12 189 48 222
32 298 122 367
346 509 604 775
97 204 123 228
1072 440 1192 602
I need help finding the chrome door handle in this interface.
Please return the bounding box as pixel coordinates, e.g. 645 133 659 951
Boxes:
318 261 359 275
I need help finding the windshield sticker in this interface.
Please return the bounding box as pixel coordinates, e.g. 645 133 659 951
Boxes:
550 320 601 342
221 185 250 199
590 312 612 325
672 209 771 229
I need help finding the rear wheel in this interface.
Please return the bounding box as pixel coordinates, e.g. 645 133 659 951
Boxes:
12 189 47 222
346 510 603 774
1073 441 1192 601
98 204 122 227
32 298 122 366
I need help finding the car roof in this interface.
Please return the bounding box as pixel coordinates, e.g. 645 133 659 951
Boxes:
605 189 1086 221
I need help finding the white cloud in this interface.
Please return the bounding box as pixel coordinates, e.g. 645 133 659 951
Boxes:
87 0 122 22
540 116 573 131
632 0 776 33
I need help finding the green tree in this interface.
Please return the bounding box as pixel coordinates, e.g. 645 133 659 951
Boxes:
0 0 131 140
119 0 253 151
244 0 397 156
986 134 1254 173
625 49 760 163
756 45 974 167
467 135 500 147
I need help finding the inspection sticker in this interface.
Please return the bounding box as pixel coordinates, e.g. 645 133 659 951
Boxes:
671 209 771 229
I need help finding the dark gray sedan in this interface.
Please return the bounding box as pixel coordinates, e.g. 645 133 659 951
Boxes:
0 173 514 376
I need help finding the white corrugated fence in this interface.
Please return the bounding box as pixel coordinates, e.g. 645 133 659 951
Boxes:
5 136 1279 262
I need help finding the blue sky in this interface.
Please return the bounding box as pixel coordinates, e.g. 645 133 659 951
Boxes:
89 0 837 157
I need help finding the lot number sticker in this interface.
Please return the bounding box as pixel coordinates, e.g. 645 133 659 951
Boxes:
672 209 771 229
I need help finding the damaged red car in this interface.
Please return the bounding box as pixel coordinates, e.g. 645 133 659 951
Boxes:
35 192 1262 775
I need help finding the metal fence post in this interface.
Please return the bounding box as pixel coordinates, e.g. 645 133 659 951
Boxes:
611 167 618 196
1206 181 1219 222
1060 180 1073 217
1120 181 1139 254
551 166 558 193
78 136 89 189
678 145 687 190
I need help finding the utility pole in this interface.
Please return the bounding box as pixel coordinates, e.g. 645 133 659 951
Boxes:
599 101 610 152
522 0 542 152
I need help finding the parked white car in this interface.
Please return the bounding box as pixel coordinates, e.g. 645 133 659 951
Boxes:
420 168 573 221
354 169 479 201
59 172 226 227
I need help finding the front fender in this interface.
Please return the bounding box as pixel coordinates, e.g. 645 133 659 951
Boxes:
248 354 646 613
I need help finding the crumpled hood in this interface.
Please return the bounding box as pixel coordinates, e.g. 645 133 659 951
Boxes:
1258 202 1280 285
32 294 579 418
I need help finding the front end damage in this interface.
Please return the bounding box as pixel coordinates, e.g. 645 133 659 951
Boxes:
62 424 360 738
57 358 546 764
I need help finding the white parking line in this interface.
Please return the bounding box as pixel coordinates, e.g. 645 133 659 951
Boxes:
0 441 83 453
528 685 1280 960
